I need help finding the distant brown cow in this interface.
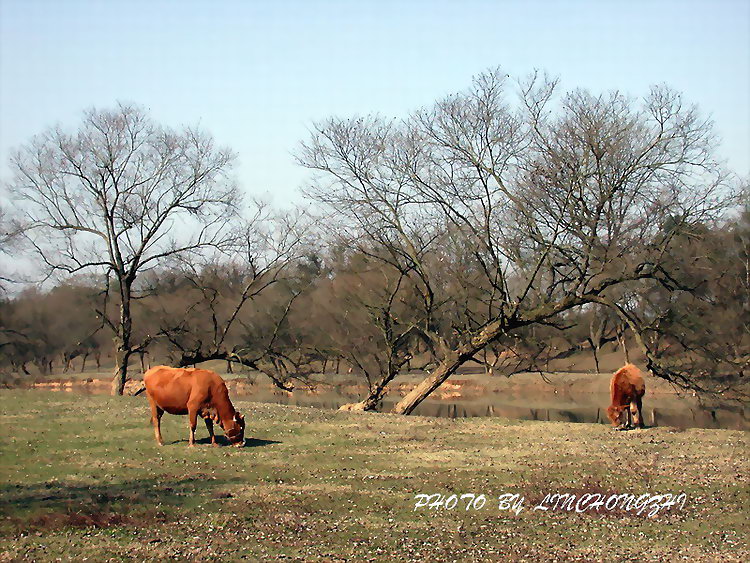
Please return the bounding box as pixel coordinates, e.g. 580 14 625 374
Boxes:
144 366 245 447
606 363 646 430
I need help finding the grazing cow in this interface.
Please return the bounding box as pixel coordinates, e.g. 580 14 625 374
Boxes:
606 363 646 430
143 366 245 447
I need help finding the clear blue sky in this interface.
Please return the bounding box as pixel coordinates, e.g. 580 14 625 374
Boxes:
1 0 748 204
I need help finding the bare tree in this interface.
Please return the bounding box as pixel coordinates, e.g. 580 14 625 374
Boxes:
300 68 736 414
597 213 749 396
580 304 621 373
0 204 21 371
0 202 25 293
151 206 315 389
311 251 425 411
62 330 105 373
0 283 101 375
8 103 239 394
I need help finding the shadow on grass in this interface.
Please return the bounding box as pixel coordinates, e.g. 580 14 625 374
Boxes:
166 436 282 447
0 475 243 533
612 425 652 432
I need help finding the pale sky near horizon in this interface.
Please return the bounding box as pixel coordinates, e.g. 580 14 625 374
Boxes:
1 0 748 207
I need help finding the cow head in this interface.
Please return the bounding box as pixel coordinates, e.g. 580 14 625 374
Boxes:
224 412 245 447
607 405 626 427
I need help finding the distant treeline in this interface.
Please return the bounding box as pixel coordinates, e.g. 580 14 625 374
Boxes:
1 69 748 411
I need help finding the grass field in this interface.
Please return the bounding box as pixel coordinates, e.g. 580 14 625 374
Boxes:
0 390 748 561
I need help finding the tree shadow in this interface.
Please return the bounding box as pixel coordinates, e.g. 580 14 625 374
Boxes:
0 475 243 532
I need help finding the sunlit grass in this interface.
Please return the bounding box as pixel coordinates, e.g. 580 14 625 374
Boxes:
0 390 747 561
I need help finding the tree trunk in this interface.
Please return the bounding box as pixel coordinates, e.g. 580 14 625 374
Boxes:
139 351 149 373
392 351 463 414
179 349 296 392
619 331 630 364
393 319 507 414
112 281 132 396
591 343 601 374
112 345 131 395
339 374 395 412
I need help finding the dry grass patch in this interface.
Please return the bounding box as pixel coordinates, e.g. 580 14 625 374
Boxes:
0 390 747 562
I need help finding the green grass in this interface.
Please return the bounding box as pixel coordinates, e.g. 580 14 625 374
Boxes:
0 390 748 561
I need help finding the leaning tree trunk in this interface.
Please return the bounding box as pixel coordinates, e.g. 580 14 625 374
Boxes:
339 372 396 412
393 320 505 415
392 350 468 414
175 349 297 392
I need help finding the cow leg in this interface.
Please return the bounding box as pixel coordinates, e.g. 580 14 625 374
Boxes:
188 408 199 447
204 417 218 446
625 401 632 428
148 398 165 446
614 407 628 430
634 396 644 428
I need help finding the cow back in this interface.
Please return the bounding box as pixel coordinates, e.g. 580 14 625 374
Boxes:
144 366 227 415
610 364 646 405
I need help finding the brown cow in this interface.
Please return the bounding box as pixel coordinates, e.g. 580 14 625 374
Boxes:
144 366 245 447
606 363 646 430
